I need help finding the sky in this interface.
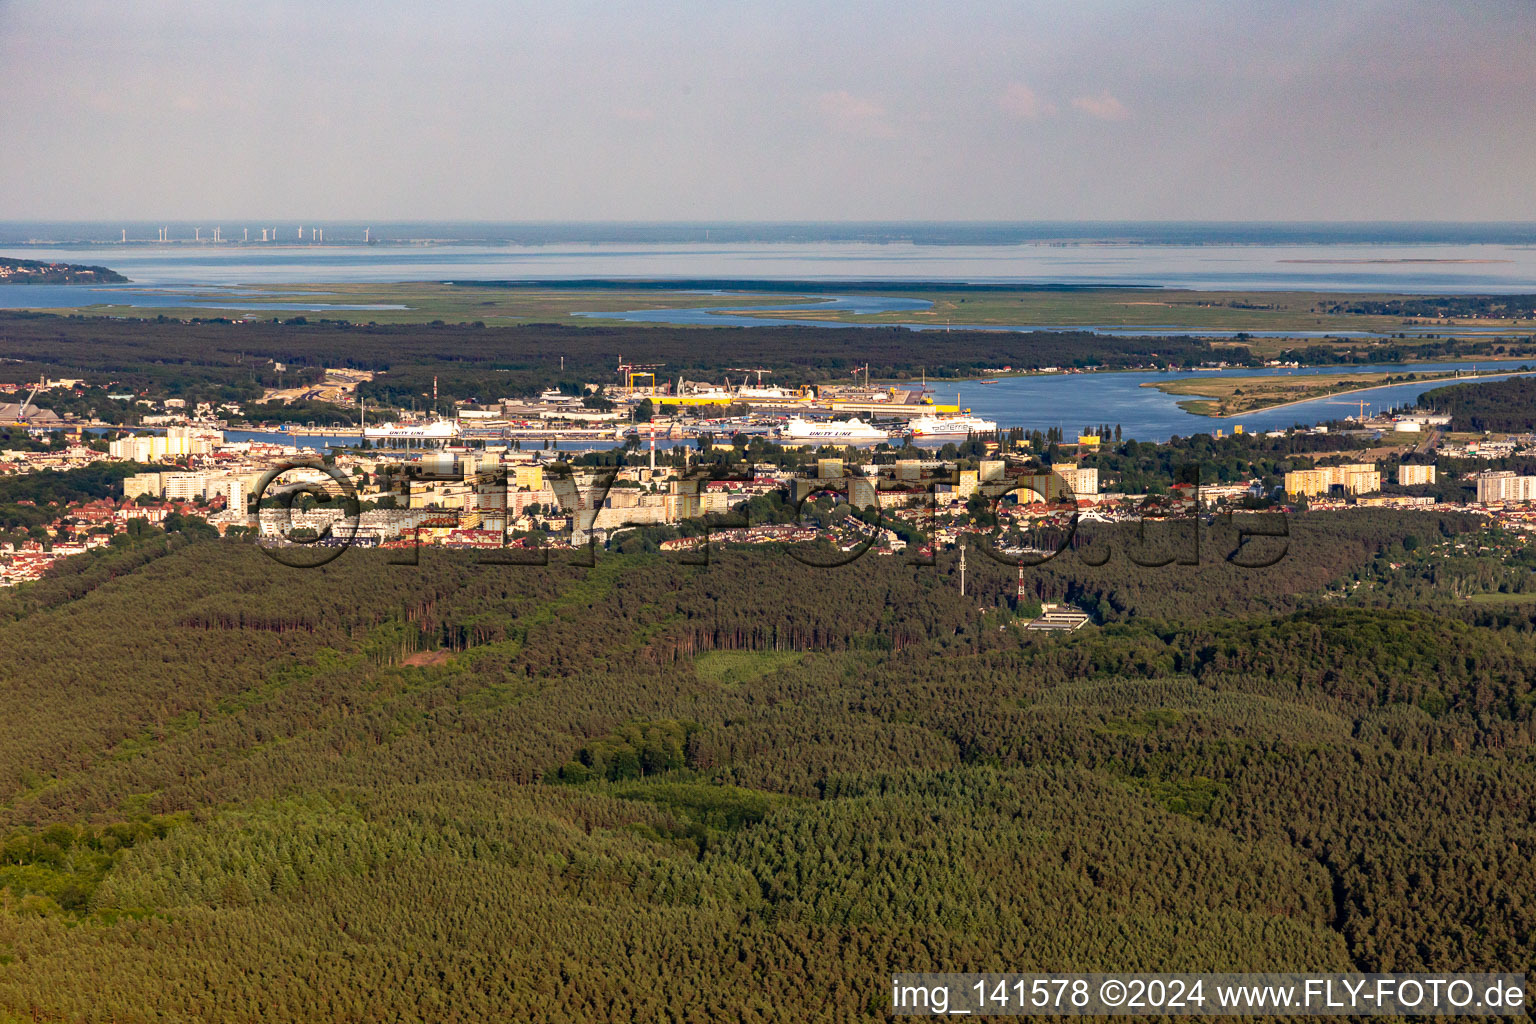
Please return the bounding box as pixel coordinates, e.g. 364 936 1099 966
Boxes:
1 0 1533 222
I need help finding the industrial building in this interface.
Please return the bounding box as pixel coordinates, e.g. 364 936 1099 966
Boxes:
1024 603 1091 632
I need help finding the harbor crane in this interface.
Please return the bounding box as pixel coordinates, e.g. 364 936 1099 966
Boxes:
1328 398 1372 421
727 367 774 386
616 355 665 394
20 378 42 417
4 376 45 426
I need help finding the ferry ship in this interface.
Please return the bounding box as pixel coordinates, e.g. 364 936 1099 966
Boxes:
735 384 793 400
363 418 461 442
778 416 889 442
907 413 998 438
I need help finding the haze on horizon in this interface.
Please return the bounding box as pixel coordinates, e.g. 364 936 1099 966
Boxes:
2 0 1532 224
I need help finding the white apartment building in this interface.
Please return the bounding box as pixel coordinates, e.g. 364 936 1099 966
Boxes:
1055 464 1099 497
164 472 206 502
108 426 222 462
123 469 250 508
1476 470 1536 504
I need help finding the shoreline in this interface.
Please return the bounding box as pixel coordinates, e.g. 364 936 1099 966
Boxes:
1150 368 1536 418
937 355 1536 386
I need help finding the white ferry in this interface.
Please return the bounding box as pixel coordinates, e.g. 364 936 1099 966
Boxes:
778 416 889 442
906 413 998 437
735 385 793 400
681 385 736 403
363 418 461 442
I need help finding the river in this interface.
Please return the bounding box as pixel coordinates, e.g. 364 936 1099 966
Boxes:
927 361 1536 438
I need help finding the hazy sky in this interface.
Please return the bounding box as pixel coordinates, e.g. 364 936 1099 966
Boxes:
2 0 1532 221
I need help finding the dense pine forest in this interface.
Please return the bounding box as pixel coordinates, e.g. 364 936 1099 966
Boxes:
0 509 1532 1021
1422 376 1536 433
0 311 1245 406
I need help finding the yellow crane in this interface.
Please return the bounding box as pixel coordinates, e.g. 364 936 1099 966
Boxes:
1327 398 1372 420
616 356 664 395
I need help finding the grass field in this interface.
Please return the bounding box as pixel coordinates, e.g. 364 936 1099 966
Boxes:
1464 592 1536 606
719 288 1536 336
12 283 1536 360
10 283 806 326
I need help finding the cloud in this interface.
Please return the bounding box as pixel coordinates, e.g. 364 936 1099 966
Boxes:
815 90 896 138
1071 90 1130 120
613 105 656 123
998 82 1055 120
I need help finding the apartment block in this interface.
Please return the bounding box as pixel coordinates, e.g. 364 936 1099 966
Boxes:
1476 470 1536 504
1284 464 1381 497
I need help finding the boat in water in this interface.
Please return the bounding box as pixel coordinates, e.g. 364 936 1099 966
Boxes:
907 413 999 438
363 418 461 442
778 416 889 443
